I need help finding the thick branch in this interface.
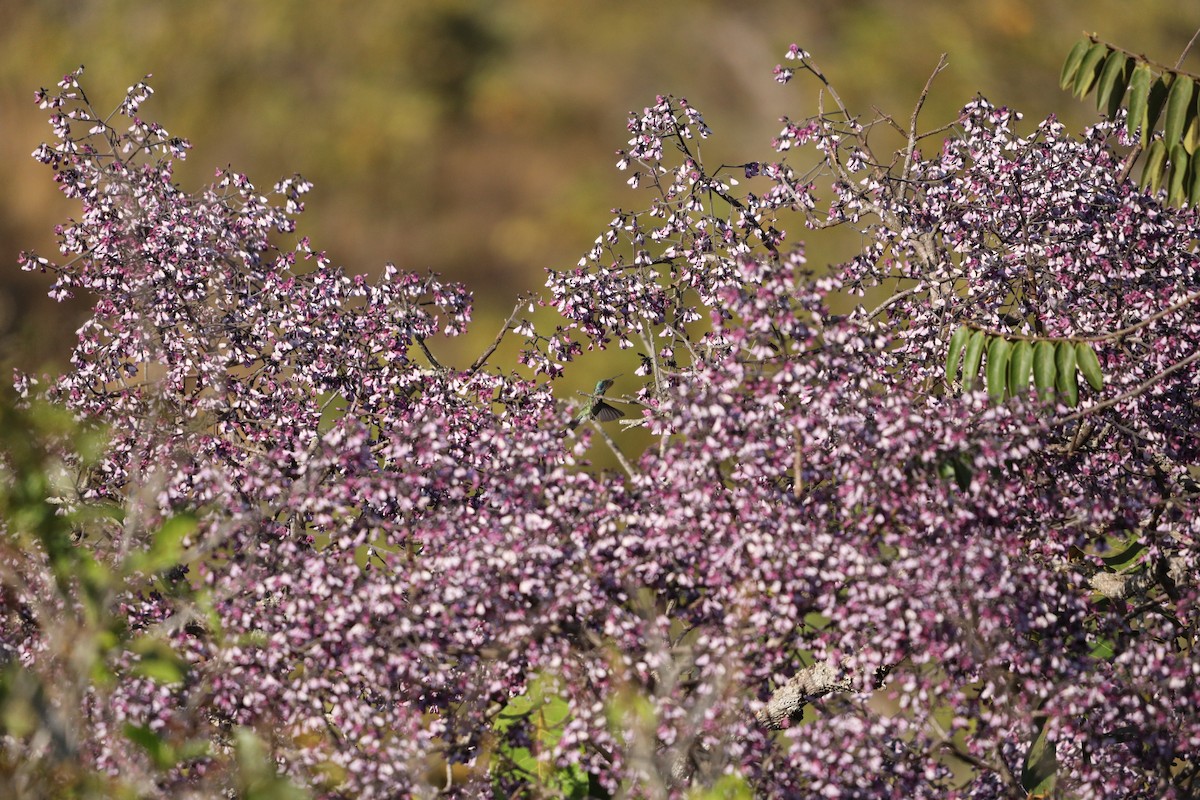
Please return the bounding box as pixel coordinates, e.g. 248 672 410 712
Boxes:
756 661 851 729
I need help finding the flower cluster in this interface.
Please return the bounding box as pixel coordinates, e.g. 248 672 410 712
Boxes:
3 50 1197 799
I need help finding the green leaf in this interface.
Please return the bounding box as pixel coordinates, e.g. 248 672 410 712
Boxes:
1146 72 1175 132
961 331 986 391
1126 63 1154 137
1073 42 1111 98
1164 74 1196 146
127 513 196 576
1055 340 1079 406
1140 138 1168 194
1184 113 1200 155
1169 144 1190 206
234 728 309 800
0 670 42 738
124 723 179 770
985 336 1011 403
540 695 572 731
1059 38 1092 90
945 325 971 385
692 774 756 800
498 693 535 722
1075 342 1104 391
1033 341 1057 401
506 746 537 777
1188 88 1200 154
952 456 973 491
1007 340 1034 396
1021 716 1058 795
1102 539 1146 568
129 635 189 684
1190 153 1200 206
1089 636 1116 660
1095 50 1133 117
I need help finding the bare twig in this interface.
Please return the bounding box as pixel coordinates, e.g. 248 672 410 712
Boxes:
1175 26 1200 70
468 295 529 376
792 429 803 498
865 283 925 321
903 54 950 180
590 417 637 480
798 55 849 118
414 335 443 370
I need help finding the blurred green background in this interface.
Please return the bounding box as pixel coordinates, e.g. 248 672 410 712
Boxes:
0 0 1194 382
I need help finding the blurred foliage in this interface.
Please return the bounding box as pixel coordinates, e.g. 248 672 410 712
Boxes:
0 390 310 798
0 0 1195 394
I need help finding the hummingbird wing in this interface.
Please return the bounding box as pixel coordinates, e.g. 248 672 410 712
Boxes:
592 402 625 422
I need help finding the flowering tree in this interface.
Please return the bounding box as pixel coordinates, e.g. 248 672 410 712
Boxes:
2 35 1198 799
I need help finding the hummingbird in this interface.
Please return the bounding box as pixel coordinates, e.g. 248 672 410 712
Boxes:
569 375 624 430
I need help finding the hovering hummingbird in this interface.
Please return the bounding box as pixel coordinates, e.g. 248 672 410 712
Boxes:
569 375 624 430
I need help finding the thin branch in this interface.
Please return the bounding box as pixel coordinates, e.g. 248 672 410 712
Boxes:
1175 26 1200 70
798 56 849 118
468 295 528 376
792 429 803 499
956 286 1200 343
414 335 443 370
1057 348 1200 424
1087 34 1200 81
590 418 637 480
865 283 925 321
1118 143 1144 185
903 54 950 180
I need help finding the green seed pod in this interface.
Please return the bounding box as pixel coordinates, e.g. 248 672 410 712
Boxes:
1055 340 1079 406
1008 340 1034 396
945 325 971 386
962 331 987 391
1033 341 1057 401
1076 342 1104 392
985 336 1012 403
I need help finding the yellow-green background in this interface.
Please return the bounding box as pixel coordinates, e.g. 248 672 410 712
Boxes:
0 1 1193 387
